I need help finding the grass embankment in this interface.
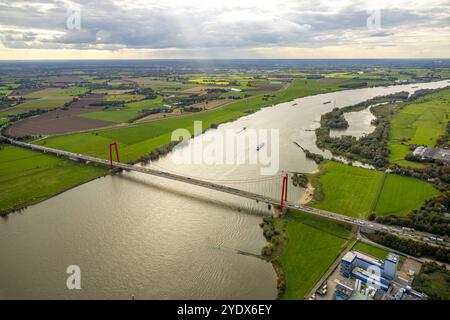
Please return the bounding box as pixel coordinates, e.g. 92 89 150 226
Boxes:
36 79 348 163
388 89 450 167
311 161 439 218
262 211 353 300
0 144 106 215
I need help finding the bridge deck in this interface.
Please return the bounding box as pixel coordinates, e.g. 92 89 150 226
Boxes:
5 137 448 247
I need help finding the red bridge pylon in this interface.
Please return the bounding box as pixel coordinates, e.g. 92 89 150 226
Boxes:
280 173 288 212
109 142 120 169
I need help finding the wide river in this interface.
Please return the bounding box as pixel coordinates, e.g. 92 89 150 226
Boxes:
1 80 448 299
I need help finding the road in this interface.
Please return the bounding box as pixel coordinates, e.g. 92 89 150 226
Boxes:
3 136 449 248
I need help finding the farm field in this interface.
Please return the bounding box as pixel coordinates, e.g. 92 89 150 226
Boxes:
9 98 73 110
24 87 88 98
0 144 106 215
281 211 353 300
388 89 450 166
374 174 439 216
312 161 439 218
36 78 348 162
81 97 164 123
4 95 113 137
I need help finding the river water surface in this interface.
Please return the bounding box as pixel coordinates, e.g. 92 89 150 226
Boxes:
0 80 448 299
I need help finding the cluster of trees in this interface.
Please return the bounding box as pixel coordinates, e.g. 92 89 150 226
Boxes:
176 93 219 107
291 173 308 188
259 216 286 298
413 262 450 300
322 108 349 129
364 231 450 263
136 87 157 99
375 192 450 237
303 148 325 164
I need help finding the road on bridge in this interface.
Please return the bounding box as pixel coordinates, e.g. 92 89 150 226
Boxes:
4 136 449 248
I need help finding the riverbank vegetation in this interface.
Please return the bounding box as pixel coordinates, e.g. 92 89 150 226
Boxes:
316 92 411 168
316 89 450 169
260 211 353 300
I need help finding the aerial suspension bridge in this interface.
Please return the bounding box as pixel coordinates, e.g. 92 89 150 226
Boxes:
4 136 449 247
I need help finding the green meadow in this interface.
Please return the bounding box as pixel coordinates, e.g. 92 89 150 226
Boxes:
312 161 439 218
0 144 105 215
281 211 353 299
388 89 450 166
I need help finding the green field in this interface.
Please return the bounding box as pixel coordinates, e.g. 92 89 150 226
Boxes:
388 89 450 166
10 98 73 110
25 87 88 98
312 161 439 218
81 97 163 123
281 211 353 299
352 242 405 269
375 174 439 216
36 79 348 163
0 144 105 215
353 242 390 260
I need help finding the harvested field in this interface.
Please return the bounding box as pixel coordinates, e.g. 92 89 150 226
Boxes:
4 94 114 137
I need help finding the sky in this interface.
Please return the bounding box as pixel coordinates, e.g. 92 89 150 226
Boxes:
0 0 449 60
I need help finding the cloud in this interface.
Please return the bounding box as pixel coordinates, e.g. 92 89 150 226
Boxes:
0 0 449 58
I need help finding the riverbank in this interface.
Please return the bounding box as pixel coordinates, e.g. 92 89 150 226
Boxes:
261 211 352 300
260 210 354 300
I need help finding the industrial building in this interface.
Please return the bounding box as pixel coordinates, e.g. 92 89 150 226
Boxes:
339 250 400 293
